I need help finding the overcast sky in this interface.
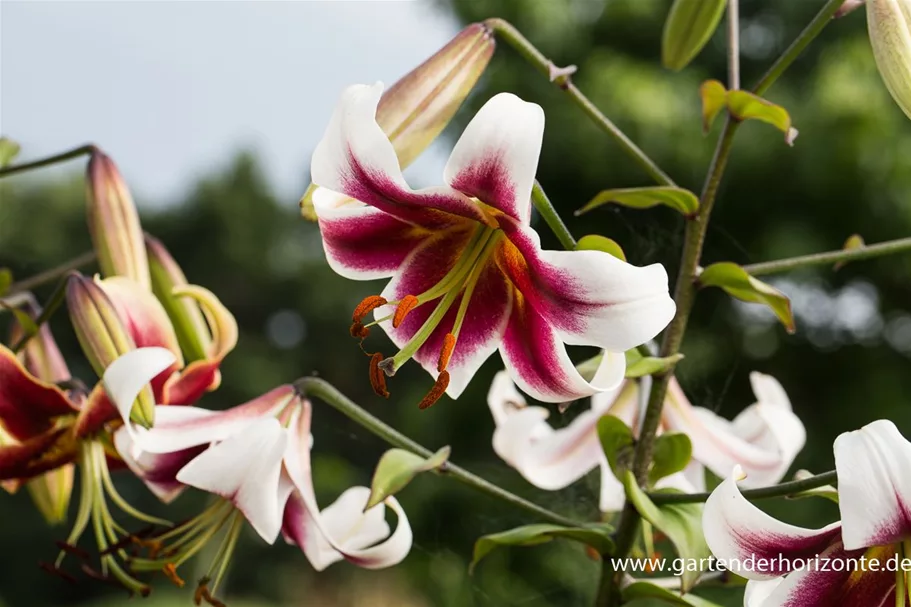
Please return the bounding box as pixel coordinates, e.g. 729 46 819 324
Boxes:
0 1 458 206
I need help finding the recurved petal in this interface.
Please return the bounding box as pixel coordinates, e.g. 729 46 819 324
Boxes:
312 188 434 280
834 419 911 550
498 296 626 403
703 466 841 580
443 93 544 224
97 276 183 361
311 82 491 227
499 218 675 353
598 456 626 512
487 370 528 428
0 345 78 441
102 347 177 426
177 417 290 543
0 426 77 482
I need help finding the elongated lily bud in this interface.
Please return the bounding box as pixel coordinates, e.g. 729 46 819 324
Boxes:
662 0 727 71
376 22 495 169
86 150 151 289
145 234 212 362
66 273 155 427
10 301 70 384
867 0 911 119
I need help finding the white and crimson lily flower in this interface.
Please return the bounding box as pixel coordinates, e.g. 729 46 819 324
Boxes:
487 370 805 512
704 419 911 607
103 348 412 599
310 83 675 406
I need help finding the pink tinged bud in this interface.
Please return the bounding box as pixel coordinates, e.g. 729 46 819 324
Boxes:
145 234 213 362
86 150 151 289
65 273 155 428
26 463 74 525
836 0 865 18
867 0 911 119
376 22 495 169
10 302 71 384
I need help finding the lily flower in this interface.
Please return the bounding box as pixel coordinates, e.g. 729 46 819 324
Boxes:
310 83 675 406
104 348 412 603
703 419 911 606
487 370 805 512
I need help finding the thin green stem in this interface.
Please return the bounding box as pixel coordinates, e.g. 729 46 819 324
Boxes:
743 237 911 276
294 377 582 528
532 181 576 250
647 470 837 505
11 275 68 353
0 144 96 179
484 18 675 187
5 251 95 296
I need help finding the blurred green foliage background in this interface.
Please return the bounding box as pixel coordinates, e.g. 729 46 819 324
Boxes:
2 0 910 605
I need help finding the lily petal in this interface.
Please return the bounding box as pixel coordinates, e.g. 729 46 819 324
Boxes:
312 188 434 280
487 370 527 427
176 417 290 543
498 295 625 402
97 276 183 362
0 426 76 482
743 542 894 606
498 218 675 353
703 466 841 580
443 93 544 224
0 345 79 441
599 456 626 512
311 82 490 227
102 347 177 425
834 419 911 550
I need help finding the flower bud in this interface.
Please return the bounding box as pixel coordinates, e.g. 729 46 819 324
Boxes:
26 464 74 525
10 302 70 385
377 23 495 169
65 273 155 427
145 234 212 362
867 0 911 119
661 0 727 71
86 150 151 289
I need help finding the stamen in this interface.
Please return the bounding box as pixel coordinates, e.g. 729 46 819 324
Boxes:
352 295 387 324
418 371 450 410
438 333 456 372
163 563 185 588
349 322 369 339
39 562 78 584
195 580 227 607
393 295 419 328
369 353 390 398
55 541 91 562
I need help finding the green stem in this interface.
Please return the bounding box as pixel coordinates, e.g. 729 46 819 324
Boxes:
743 236 911 276
532 181 576 250
0 144 96 179
5 251 95 296
11 275 68 353
647 470 837 505
294 377 582 528
485 18 675 187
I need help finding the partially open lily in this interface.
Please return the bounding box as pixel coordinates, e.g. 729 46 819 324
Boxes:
487 370 805 512
703 419 911 606
105 348 412 603
310 83 675 406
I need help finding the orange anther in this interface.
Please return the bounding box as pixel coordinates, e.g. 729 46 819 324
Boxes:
163 563 185 588
438 333 456 372
418 371 450 410
392 295 419 329
369 353 390 398
352 295 387 324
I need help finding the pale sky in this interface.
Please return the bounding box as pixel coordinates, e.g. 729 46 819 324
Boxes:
0 0 458 206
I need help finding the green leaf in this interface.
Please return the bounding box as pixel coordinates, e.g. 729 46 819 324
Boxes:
787 469 839 504
597 415 635 478
622 472 712 592
623 582 725 606
726 91 798 145
470 523 614 574
366 446 450 510
577 187 699 216
699 79 728 133
0 269 12 296
661 0 728 71
0 301 39 338
625 350 685 378
835 234 865 271
0 137 21 168
649 433 693 486
699 262 795 333
576 234 627 262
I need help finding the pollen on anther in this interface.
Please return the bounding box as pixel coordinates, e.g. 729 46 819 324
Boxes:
369 353 390 398
393 295 419 328
350 322 370 339
418 371 450 410
352 295 387 324
163 563 185 588
438 333 456 372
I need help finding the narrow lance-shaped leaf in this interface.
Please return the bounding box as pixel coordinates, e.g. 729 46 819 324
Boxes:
366 446 450 510
575 235 626 262
649 432 693 486
470 523 614 574
662 0 728 71
598 415 635 478
698 262 796 333
625 348 684 379
726 90 799 145
700 79 728 133
577 187 699 217
835 233 865 271
622 472 712 592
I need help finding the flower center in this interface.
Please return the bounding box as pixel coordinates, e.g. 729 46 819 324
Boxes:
351 224 504 408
